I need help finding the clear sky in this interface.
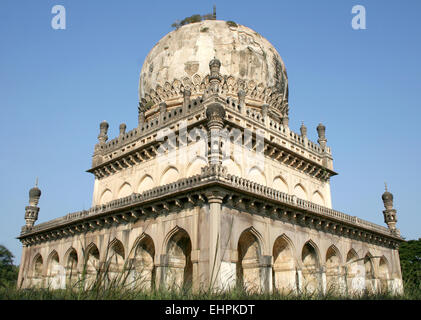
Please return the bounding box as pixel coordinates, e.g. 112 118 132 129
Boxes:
1 0 420 265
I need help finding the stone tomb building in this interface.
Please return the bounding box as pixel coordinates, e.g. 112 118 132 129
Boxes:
17 20 403 294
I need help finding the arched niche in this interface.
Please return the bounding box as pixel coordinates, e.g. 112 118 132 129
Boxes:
161 167 179 185
165 227 192 290
273 176 288 194
85 244 100 288
106 239 125 283
237 228 262 292
186 157 207 177
222 157 242 177
47 250 64 289
294 184 308 200
248 167 266 186
118 183 133 199
312 191 325 206
301 241 320 294
100 189 113 205
138 175 154 194
272 235 296 293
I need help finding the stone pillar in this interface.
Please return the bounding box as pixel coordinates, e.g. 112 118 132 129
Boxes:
206 190 224 291
296 268 303 294
320 266 327 295
300 122 308 146
155 254 168 290
260 255 273 293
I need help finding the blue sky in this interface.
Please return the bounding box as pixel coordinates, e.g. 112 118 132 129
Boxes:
1 0 420 264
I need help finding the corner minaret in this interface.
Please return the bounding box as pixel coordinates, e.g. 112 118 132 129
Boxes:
382 183 399 235
24 179 41 229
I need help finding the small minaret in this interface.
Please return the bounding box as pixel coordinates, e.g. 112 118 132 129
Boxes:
300 122 307 138
209 57 222 94
98 120 109 144
317 123 327 149
382 183 399 235
24 179 41 229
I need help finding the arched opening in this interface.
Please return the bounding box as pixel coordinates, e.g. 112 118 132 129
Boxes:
325 246 341 293
65 248 78 288
132 234 155 290
364 254 375 293
85 244 100 288
138 175 154 194
345 249 360 294
273 176 288 194
118 183 132 199
378 257 390 293
294 184 307 200
272 235 295 293
166 228 192 290
106 239 125 284
237 229 262 292
47 251 64 289
301 241 320 293
31 254 43 288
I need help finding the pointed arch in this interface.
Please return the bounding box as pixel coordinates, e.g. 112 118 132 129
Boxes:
364 252 375 293
32 253 43 276
164 226 192 290
64 247 78 287
131 233 156 290
222 157 242 177
301 240 321 293
31 253 44 288
325 245 342 293
118 182 133 198
248 166 267 186
160 166 179 185
345 248 360 293
137 174 154 194
272 234 296 293
378 256 390 293
312 191 325 206
85 243 100 270
186 156 208 177
100 189 113 205
294 183 308 200
273 176 289 194
237 227 264 292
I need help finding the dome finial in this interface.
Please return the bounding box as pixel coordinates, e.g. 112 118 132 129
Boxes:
384 182 388 192
35 177 38 188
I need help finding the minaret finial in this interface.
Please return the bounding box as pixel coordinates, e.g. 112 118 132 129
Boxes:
35 177 38 188
384 182 388 192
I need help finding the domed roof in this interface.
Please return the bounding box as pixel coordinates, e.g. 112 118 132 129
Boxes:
139 20 288 103
29 186 41 198
382 191 393 201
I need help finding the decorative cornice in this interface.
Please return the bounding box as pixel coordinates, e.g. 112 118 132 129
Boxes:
19 165 401 248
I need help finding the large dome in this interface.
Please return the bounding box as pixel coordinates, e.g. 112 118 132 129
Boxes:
139 20 288 104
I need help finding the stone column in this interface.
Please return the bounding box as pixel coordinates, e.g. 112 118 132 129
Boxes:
206 190 224 291
238 90 246 115
260 255 273 293
296 268 303 294
320 266 327 295
183 89 191 114
155 254 168 290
